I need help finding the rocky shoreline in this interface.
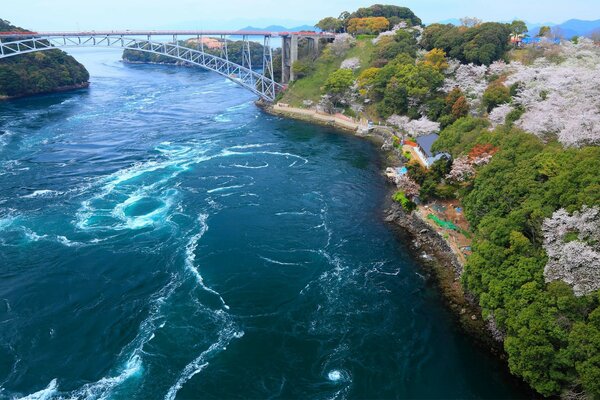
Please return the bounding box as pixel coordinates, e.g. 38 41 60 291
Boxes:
0 82 90 101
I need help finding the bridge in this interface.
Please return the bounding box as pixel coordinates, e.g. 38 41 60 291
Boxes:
0 31 335 102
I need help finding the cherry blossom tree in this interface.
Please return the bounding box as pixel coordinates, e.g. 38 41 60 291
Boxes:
543 206 600 296
340 57 360 70
330 34 356 57
505 40 600 147
395 174 421 198
488 103 513 128
387 115 440 137
446 156 475 182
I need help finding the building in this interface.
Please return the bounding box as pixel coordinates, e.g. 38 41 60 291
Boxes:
414 133 450 168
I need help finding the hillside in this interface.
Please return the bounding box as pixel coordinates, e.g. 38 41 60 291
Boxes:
279 6 600 398
0 19 89 99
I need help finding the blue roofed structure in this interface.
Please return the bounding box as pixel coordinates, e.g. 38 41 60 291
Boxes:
414 133 450 167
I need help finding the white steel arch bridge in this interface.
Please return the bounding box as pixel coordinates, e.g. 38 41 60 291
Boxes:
0 31 331 102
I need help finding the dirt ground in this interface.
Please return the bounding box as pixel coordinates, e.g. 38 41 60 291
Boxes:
417 199 472 265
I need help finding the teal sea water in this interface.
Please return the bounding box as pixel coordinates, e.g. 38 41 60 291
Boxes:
0 49 528 399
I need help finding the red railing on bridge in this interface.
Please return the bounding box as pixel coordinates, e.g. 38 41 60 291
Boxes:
0 30 336 38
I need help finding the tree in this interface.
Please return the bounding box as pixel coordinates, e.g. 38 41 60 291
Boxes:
460 17 482 28
510 20 528 36
348 5 422 27
421 48 449 71
421 22 512 65
347 17 390 35
323 68 354 94
482 81 511 112
537 25 552 37
292 60 313 78
315 17 344 33
374 29 418 62
378 63 445 117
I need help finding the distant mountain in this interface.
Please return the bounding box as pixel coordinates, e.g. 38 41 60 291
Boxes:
238 25 319 33
526 19 600 38
555 19 600 38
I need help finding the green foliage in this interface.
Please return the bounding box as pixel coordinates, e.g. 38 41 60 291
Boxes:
431 117 491 157
439 124 600 396
0 20 89 98
392 190 416 211
377 62 445 117
538 26 551 37
505 106 525 126
510 20 528 36
315 16 344 33
482 81 511 112
324 68 354 94
421 22 512 65
279 37 375 107
374 29 418 62
347 17 390 35
348 4 422 27
292 60 313 78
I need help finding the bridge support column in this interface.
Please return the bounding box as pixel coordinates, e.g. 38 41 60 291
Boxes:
281 34 298 84
307 37 319 59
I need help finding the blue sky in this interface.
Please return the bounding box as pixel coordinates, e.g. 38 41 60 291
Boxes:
3 0 600 30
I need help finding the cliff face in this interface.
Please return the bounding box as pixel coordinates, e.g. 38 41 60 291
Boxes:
0 19 90 99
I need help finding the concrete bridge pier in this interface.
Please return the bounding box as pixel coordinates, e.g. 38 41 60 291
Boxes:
281 35 298 84
281 35 323 84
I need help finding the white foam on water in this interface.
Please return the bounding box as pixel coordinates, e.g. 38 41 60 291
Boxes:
185 215 229 310
111 189 178 230
328 370 342 381
228 143 275 150
206 184 245 194
0 215 16 231
275 210 316 216
67 276 182 400
75 141 216 231
17 378 58 400
327 369 351 385
21 190 61 199
259 256 303 266
214 114 232 123
70 354 143 400
164 325 244 400
230 162 269 169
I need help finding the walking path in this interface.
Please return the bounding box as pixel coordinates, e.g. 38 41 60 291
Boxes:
272 103 369 133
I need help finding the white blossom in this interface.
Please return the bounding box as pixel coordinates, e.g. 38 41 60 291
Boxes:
442 63 488 113
543 206 600 296
340 57 360 70
395 174 421 198
387 115 440 137
488 104 513 128
446 156 475 182
505 42 600 147
330 34 356 57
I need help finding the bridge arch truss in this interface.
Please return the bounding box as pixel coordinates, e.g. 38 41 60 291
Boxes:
0 34 282 102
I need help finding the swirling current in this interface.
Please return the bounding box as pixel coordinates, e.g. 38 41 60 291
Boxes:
0 49 528 399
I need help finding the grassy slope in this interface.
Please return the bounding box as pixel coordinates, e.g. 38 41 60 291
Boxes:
280 38 375 107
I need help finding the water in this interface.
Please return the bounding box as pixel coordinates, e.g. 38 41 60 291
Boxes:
0 49 527 399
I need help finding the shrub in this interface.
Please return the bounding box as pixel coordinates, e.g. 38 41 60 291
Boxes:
392 190 416 211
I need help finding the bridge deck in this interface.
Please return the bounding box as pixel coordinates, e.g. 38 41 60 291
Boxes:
0 30 336 38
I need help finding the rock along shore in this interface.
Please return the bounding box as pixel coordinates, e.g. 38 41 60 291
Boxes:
0 82 90 101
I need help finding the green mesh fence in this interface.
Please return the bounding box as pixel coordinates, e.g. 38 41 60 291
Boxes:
427 214 458 230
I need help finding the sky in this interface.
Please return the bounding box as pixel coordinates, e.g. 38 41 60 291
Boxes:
3 0 600 31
